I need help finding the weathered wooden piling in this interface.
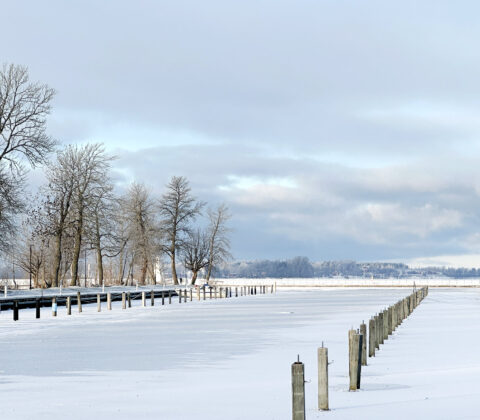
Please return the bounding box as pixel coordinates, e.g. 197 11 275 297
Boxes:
348 329 360 391
52 297 57 317
368 317 375 357
360 322 367 366
77 291 82 313
318 347 329 411
357 332 363 389
13 300 19 321
378 312 384 345
292 358 305 420
383 309 388 340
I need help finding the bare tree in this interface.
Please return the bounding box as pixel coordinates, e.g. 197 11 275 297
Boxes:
0 166 22 252
68 144 114 286
158 176 204 285
182 229 209 285
0 63 56 170
40 151 76 287
0 63 56 250
121 182 158 285
205 203 232 282
86 187 124 285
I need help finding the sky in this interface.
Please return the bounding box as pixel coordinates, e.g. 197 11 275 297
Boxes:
4 0 480 266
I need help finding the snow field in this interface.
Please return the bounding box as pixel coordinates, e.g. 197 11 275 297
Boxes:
0 288 478 419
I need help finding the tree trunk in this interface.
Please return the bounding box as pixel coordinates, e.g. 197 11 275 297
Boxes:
171 251 178 285
70 209 83 286
52 234 62 288
97 248 103 286
139 254 147 285
191 270 198 285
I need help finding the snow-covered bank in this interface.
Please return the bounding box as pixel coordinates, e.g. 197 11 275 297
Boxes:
0 288 477 419
214 277 480 287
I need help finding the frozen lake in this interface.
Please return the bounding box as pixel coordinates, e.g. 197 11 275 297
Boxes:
0 288 478 419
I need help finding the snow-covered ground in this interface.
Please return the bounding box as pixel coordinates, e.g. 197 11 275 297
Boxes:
0 288 478 419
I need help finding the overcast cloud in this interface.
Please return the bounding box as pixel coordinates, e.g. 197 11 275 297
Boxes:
4 0 480 265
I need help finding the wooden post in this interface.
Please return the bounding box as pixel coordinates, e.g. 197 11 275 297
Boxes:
348 329 359 391
190 289 193 301
375 315 380 350
378 312 384 345
97 294 101 312
169 290 172 304
77 291 82 313
35 298 41 319
142 291 146 307
388 306 393 335
122 292 126 309
67 296 71 315
52 297 57 317
360 322 367 366
203 288 206 301
197 287 200 301
357 332 363 389
235 287 238 297
107 292 112 310
178 290 182 303
184 289 187 303
151 290 154 306
292 358 305 420
368 318 375 357
13 300 19 321
383 310 388 340
162 293 165 305
128 292 132 307
318 347 329 411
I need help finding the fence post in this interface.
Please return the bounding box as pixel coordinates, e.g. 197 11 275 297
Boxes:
142 291 146 307
190 289 193 301
67 296 71 315
360 322 367 366
122 292 126 309
13 300 19 321
36 298 41 319
97 294 101 312
318 347 329 411
77 291 82 313
349 329 359 391
368 318 375 357
169 290 172 304
151 290 155 306
107 292 112 310
52 297 57 317
357 332 363 389
292 357 305 420
128 292 132 307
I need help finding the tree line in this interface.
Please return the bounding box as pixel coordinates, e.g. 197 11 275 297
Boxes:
0 63 231 288
216 259 480 279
